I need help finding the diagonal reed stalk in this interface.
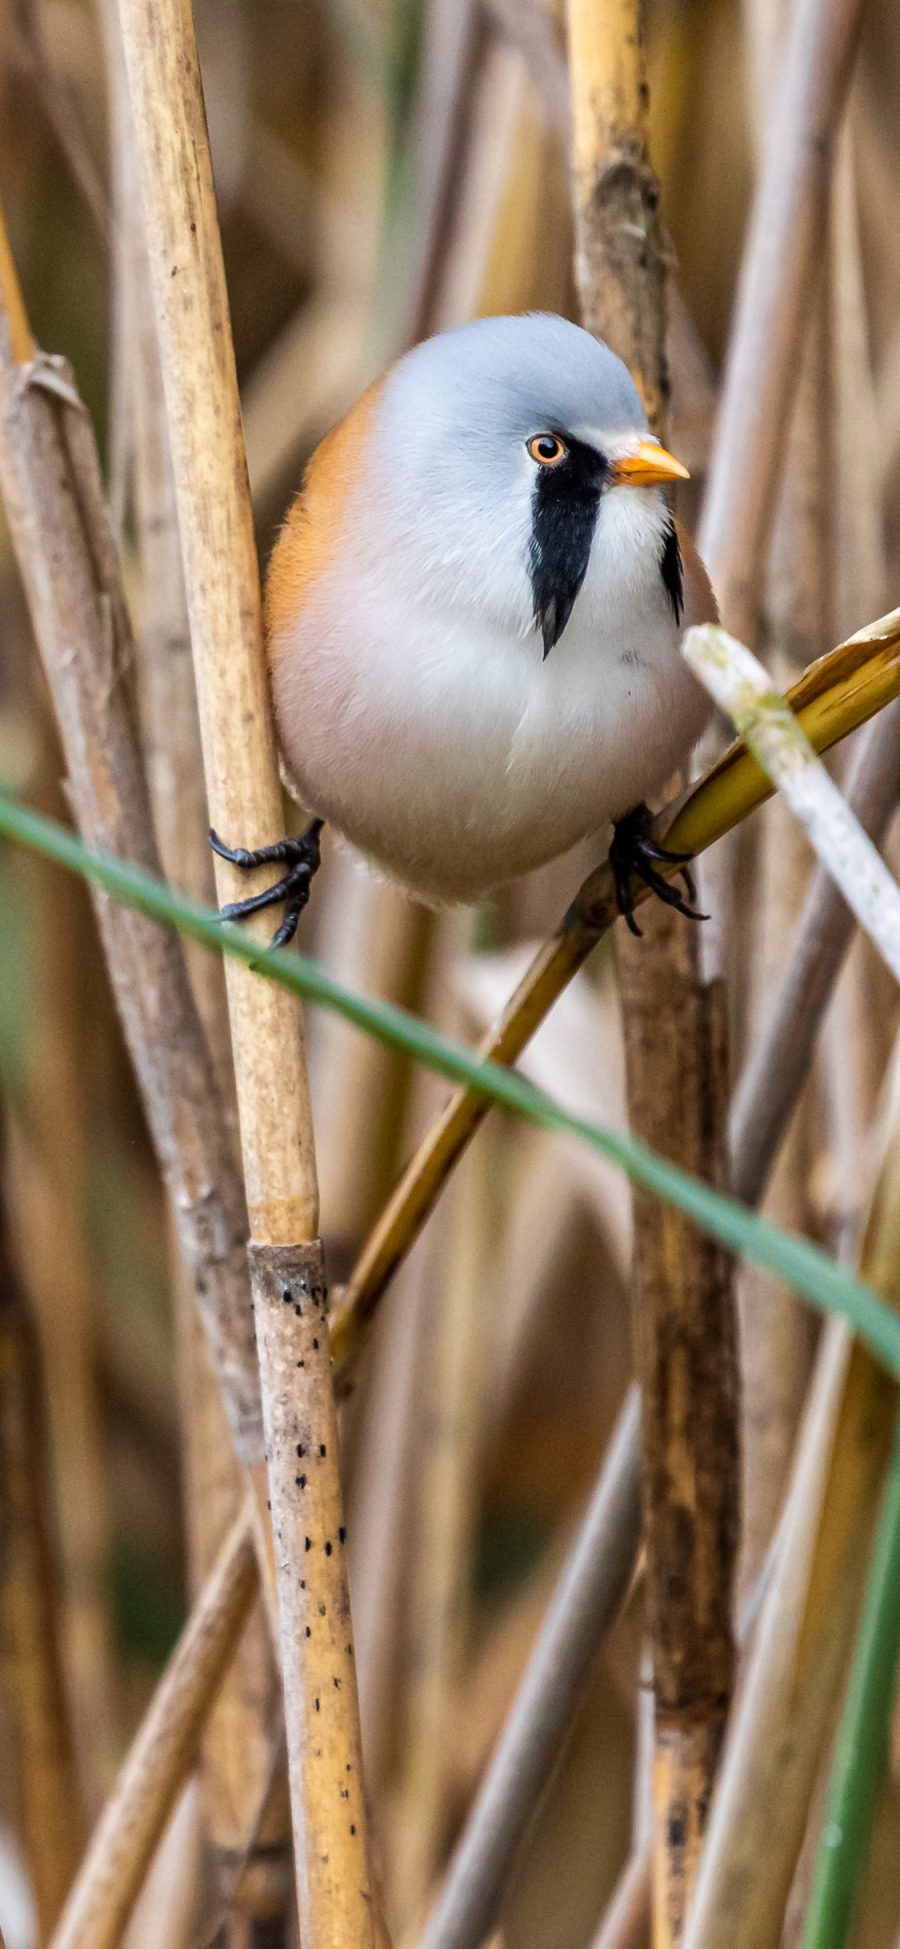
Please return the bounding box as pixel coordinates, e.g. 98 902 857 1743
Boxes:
49 1508 258 1949
113 1 379 1942
684 624 900 981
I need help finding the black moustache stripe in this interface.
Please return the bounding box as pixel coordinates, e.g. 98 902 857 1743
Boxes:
529 437 608 658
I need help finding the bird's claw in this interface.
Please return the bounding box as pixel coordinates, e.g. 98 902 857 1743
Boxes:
210 818 324 949
609 804 706 937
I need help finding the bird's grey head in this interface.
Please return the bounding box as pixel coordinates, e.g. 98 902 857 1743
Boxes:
368 313 682 655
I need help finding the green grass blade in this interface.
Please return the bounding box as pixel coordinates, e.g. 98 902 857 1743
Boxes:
2 788 900 1375
801 1418 900 1949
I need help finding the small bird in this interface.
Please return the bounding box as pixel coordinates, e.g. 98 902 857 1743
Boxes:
212 312 716 941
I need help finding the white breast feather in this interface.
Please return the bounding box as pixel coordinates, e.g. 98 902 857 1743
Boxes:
271 487 710 902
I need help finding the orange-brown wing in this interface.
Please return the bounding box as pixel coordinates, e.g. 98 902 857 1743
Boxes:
265 376 384 665
676 517 719 627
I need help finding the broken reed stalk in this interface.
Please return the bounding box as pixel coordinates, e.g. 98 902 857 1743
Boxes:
0 1141 84 1936
566 0 737 1935
698 0 865 640
50 1508 258 1949
114 1 378 1941
100 0 292 1913
684 627 900 982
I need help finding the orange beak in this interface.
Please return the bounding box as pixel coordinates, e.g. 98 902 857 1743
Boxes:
611 438 690 488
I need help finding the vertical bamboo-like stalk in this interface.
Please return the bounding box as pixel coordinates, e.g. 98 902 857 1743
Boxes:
114 4 377 1943
566 4 738 1940
103 23 293 1914
738 275 831 1591
0 1131 84 1938
698 0 864 642
6 764 120 1814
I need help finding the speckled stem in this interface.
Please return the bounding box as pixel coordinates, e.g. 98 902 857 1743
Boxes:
249 1243 375 1949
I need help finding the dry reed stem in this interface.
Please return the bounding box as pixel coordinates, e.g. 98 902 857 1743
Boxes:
682 1327 891 1945
416 1389 642 1949
7 755 120 1812
49 1507 258 1949
330 600 900 1386
735 178 831 1585
590 1842 652 1949
393 1146 488 1926
698 0 865 639
684 627 900 983
113 0 316 1243
730 707 900 1212
0 194 290 1939
0 1155 84 1936
566 3 737 1935
0 217 263 1465
103 14 291 1906
683 1029 900 1946
567 0 671 430
114 1 376 1937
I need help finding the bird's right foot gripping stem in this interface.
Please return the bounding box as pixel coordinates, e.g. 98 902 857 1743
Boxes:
608 803 707 938
210 818 324 949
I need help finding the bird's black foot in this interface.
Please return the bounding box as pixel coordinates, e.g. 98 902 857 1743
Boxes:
609 803 706 938
210 818 324 949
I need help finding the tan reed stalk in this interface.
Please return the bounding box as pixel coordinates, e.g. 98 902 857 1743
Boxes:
101 10 293 1916
393 1141 488 1928
123 1783 200 1949
0 202 265 1487
0 1130 84 1936
0 194 293 1933
685 628 900 982
566 3 737 1935
590 1843 652 1949
113 2 379 1940
49 1506 258 1949
736 253 832 1591
698 0 865 643
6 754 120 1813
683 1041 900 1946
416 1389 642 1949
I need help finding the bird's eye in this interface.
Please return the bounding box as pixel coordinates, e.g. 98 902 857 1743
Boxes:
527 433 567 467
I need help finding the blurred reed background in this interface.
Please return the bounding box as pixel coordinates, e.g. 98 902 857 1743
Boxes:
1 1 900 1947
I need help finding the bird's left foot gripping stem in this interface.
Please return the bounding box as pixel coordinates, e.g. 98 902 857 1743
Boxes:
609 803 706 938
210 818 324 949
